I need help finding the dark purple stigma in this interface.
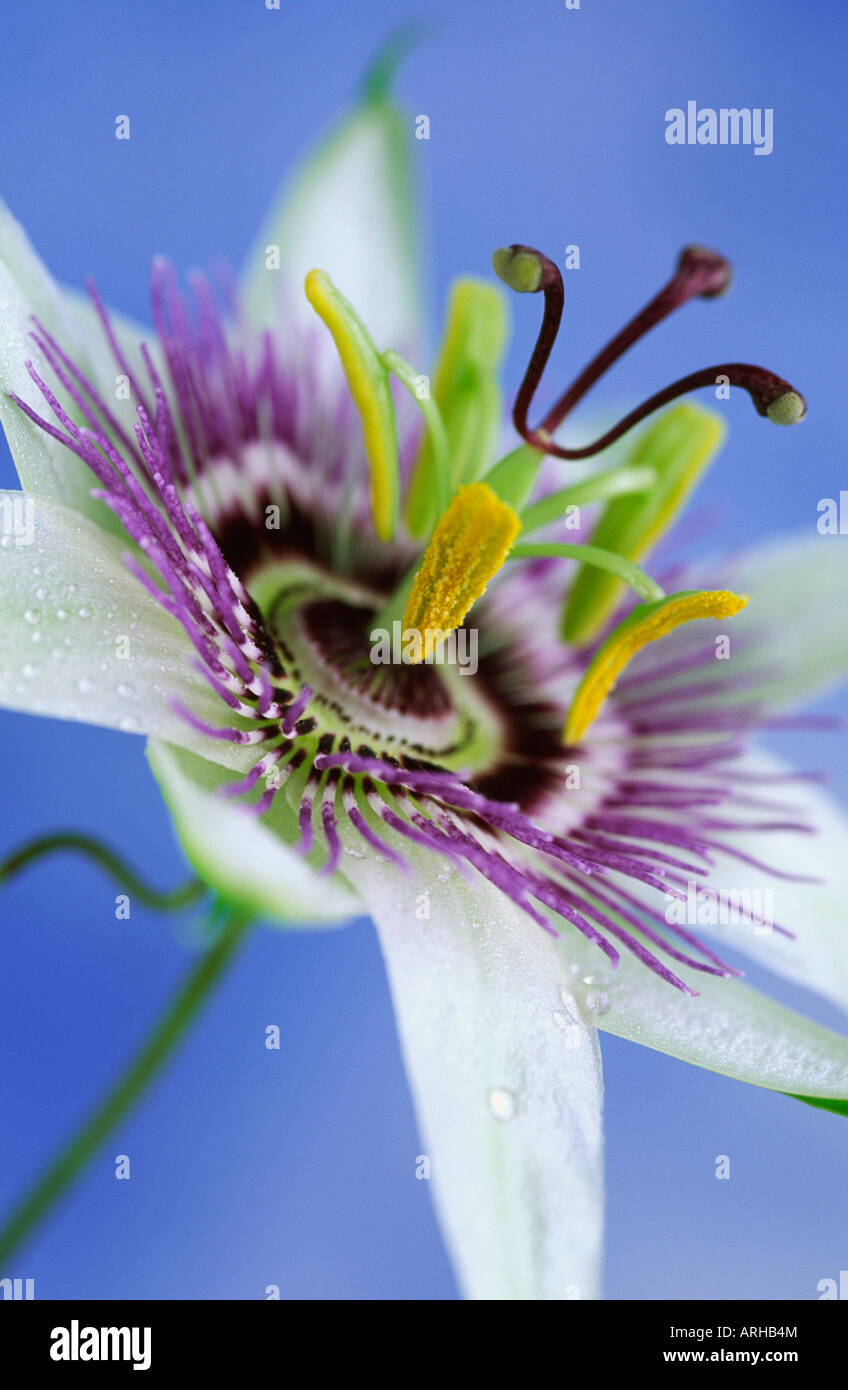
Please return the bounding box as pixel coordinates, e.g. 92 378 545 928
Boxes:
492 242 807 459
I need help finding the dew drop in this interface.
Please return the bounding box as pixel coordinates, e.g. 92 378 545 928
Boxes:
35 587 46 601
55 608 68 621
78 606 91 619
23 609 40 624
77 678 95 694
116 683 134 698
119 715 139 731
488 1088 516 1121
20 663 36 679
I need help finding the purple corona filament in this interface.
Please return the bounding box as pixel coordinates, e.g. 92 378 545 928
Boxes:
7 257 818 994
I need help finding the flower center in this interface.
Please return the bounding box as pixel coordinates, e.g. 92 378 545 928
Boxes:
266 580 502 770
302 596 453 718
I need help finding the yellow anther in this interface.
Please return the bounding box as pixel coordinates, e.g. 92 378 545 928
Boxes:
402 483 521 661
304 268 398 541
564 588 749 745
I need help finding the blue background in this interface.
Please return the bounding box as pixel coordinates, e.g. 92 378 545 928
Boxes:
1 0 846 1299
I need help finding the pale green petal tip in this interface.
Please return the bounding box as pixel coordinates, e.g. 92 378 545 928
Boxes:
359 21 436 104
491 246 543 294
766 390 806 425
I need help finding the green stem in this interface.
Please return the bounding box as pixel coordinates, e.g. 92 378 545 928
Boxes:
0 832 205 911
0 906 251 1265
509 541 666 603
519 463 657 534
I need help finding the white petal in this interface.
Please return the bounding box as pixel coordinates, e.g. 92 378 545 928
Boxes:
0 210 90 515
147 740 361 926
682 746 848 1012
0 490 253 769
672 530 848 708
0 200 146 532
344 843 605 1301
242 96 421 375
554 919 848 1109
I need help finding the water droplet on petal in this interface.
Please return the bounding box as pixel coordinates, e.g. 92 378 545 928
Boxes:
488 1088 516 1121
24 610 40 624
77 678 95 694
554 1001 584 1049
78 606 91 619
116 683 134 698
21 663 36 679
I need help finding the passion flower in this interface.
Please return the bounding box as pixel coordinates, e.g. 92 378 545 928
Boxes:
1 51 847 1301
